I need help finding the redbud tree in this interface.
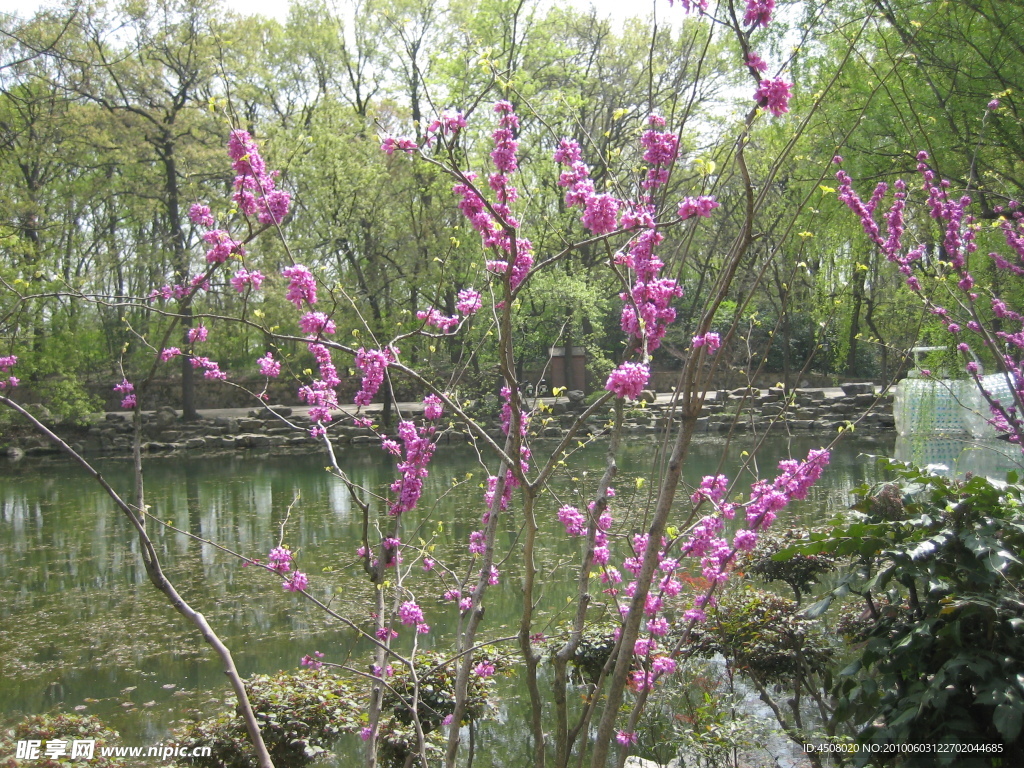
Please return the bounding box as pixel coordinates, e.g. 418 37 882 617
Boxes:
0 1 871 767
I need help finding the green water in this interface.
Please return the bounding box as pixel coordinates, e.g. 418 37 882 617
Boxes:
0 433 894 761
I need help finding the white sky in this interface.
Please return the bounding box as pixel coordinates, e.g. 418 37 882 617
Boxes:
0 0 656 24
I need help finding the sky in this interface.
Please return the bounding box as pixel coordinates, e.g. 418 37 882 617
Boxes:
0 0 654 24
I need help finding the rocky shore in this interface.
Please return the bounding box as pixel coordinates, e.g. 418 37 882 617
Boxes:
3 383 893 460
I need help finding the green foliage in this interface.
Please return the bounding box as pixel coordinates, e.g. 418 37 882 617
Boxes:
544 621 619 686
0 713 128 768
743 527 838 604
685 586 834 685
175 670 363 768
175 653 507 768
790 461 1024 763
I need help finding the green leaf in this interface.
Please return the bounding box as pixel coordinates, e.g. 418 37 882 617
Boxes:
801 595 833 619
993 702 1023 741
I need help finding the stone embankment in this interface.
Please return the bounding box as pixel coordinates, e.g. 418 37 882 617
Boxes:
4 383 893 460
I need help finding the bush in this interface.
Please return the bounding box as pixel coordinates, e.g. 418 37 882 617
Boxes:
0 713 128 768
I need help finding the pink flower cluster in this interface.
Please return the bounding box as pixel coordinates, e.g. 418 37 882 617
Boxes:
381 136 418 155
191 356 227 381
202 229 244 265
837 152 1024 442
0 355 18 390
282 265 317 308
268 546 292 573
298 343 341 430
640 116 679 191
257 353 281 378
387 419 436 516
446 103 534 291
754 77 793 117
148 274 210 303
283 570 308 592
300 651 324 670
187 325 208 344
743 0 774 27
417 289 483 335
678 196 721 220
114 378 136 409
398 600 424 625
555 117 692 355
299 312 336 337
605 361 650 400
227 129 291 226
231 268 265 293
691 332 721 354
354 347 395 406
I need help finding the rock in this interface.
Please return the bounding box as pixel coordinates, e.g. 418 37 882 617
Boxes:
105 412 126 422
5 446 25 460
260 405 293 419
154 405 178 428
567 389 586 405
840 382 875 396
639 389 656 403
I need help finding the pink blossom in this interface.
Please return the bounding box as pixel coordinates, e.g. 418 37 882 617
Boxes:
114 379 136 409
652 656 676 675
469 530 486 555
159 347 182 362
456 288 483 315
581 194 619 235
677 196 720 220
283 570 308 592
257 353 281 378
203 229 243 264
754 77 793 117
268 546 292 573
616 731 639 746
354 347 395 406
381 136 418 155
231 268 265 293
187 325 208 344
605 362 650 400
299 312 336 336
691 332 721 354
558 504 586 536
300 651 324 670
189 203 214 227
282 265 317 308
398 600 424 626
746 52 768 72
473 661 495 678
387 420 436 516
417 307 459 333
423 394 443 420
743 0 774 27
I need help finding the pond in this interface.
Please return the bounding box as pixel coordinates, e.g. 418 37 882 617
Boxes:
0 430 945 764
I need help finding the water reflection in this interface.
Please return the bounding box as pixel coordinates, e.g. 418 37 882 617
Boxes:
0 434 898 762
